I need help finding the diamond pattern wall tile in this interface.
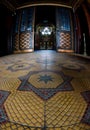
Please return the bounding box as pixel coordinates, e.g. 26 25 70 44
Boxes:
20 32 32 50
60 32 71 49
14 34 19 50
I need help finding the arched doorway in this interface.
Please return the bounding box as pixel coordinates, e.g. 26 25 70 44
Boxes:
35 23 56 50
34 6 56 50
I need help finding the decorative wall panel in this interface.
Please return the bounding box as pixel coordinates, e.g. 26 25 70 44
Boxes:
19 32 32 50
56 7 73 52
14 34 19 51
13 7 34 53
13 6 73 53
60 32 71 49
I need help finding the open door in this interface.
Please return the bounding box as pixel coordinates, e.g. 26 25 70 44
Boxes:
35 24 55 50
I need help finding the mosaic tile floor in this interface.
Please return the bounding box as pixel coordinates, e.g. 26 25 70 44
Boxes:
0 50 90 130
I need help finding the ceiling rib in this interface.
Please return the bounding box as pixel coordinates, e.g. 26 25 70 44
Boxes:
17 2 72 10
73 0 84 11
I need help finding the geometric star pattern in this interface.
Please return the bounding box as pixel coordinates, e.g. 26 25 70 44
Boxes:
81 91 90 125
0 50 90 130
38 74 54 84
0 90 10 123
18 71 73 100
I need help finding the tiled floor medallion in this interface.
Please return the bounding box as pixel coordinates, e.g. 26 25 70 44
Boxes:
8 63 33 71
81 91 90 125
58 63 85 71
18 71 73 100
0 90 10 123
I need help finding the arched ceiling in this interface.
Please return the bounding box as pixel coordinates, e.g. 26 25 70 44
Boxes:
0 0 85 11
8 0 77 8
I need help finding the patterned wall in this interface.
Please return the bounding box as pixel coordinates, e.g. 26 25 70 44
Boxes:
56 7 73 51
13 7 34 53
60 32 71 49
19 32 32 50
13 6 73 53
14 34 19 51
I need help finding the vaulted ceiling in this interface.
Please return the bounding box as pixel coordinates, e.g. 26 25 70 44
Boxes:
7 0 77 8
0 0 85 12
